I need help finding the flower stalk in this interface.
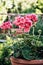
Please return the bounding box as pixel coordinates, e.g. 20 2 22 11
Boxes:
38 30 42 39
33 26 35 36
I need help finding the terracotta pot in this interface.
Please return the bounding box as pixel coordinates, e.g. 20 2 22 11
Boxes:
10 56 43 65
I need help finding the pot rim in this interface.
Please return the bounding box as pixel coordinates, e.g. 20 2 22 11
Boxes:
10 56 43 64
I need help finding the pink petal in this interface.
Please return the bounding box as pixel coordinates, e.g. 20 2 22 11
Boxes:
24 27 30 32
31 14 38 22
24 14 32 20
19 23 24 29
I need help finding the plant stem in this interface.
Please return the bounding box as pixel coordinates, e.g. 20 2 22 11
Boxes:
33 27 34 36
38 33 41 39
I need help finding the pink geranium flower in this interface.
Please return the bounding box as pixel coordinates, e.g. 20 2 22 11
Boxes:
24 26 30 32
13 16 32 32
13 16 21 26
1 21 12 30
24 18 32 27
31 14 38 22
19 23 24 29
24 14 32 20
13 16 25 26
13 14 38 32
18 17 25 29
25 14 38 23
23 19 32 32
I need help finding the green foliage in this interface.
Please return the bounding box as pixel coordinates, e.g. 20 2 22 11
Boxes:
22 46 34 60
0 46 11 65
0 44 11 65
12 34 43 60
0 33 6 39
0 36 13 65
30 15 43 35
35 15 43 35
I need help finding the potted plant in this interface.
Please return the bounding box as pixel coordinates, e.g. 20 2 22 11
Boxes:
2 14 43 65
10 14 43 65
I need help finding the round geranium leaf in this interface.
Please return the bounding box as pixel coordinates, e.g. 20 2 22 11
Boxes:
22 46 34 60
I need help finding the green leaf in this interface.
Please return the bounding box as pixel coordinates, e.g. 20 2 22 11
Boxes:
14 50 20 58
22 46 33 60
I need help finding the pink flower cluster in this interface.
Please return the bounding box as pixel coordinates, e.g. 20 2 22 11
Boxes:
0 21 12 30
13 14 38 32
0 14 38 33
25 14 38 23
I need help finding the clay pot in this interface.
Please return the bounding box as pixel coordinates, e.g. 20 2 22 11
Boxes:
10 56 43 65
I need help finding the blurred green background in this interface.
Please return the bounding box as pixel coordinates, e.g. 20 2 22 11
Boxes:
0 0 43 14
0 0 43 25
